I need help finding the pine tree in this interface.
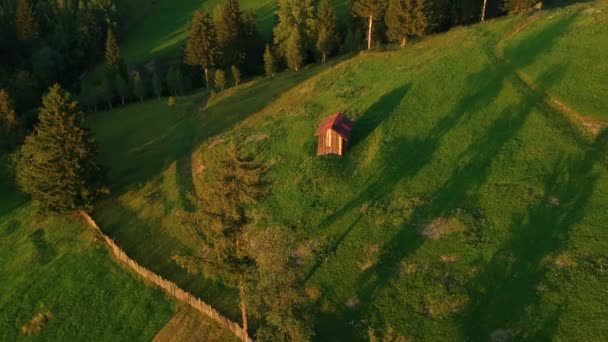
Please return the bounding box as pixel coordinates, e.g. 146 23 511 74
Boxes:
99 76 114 109
105 28 122 73
316 0 337 64
273 0 317 60
184 10 218 90
352 0 387 50
15 0 39 42
263 44 277 77
114 74 130 105
214 0 242 67
0 89 18 150
231 65 241 87
132 71 146 102
184 144 267 335
286 29 304 72
15 84 103 214
386 0 428 47
152 71 162 98
214 69 226 92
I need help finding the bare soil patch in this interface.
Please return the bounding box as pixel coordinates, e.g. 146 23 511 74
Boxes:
21 312 53 336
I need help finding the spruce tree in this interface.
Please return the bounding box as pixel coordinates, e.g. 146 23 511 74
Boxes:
0 89 18 150
114 74 130 105
15 84 103 214
184 10 218 90
214 69 226 92
263 44 277 77
231 65 241 87
352 0 387 50
386 0 428 47
132 71 146 102
214 0 242 67
273 0 317 60
15 0 39 42
152 71 162 98
316 0 337 64
286 29 304 72
105 28 122 73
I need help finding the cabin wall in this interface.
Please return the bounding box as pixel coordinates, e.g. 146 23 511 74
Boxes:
317 129 344 155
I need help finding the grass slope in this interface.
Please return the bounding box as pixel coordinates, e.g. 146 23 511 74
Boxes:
119 0 349 64
89 2 607 340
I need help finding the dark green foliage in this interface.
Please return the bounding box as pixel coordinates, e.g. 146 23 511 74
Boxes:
0 89 18 150
231 65 241 87
343 27 362 53
386 0 429 47
504 0 539 12
79 79 97 111
184 10 218 90
8 70 39 113
273 0 317 60
99 76 114 109
15 84 103 214
114 74 130 105
166 66 184 96
30 46 63 86
286 29 304 72
105 28 122 73
214 69 226 91
352 0 387 50
214 0 242 67
152 72 162 99
15 0 39 41
264 44 277 77
246 227 314 342
132 71 146 102
316 0 338 63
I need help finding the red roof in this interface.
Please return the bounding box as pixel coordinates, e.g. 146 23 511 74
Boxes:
315 113 354 140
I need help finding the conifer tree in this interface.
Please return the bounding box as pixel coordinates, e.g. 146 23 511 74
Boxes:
99 76 114 109
316 0 337 64
185 145 267 335
105 28 122 73
503 0 537 13
80 79 97 112
0 89 18 150
114 74 130 105
273 0 317 60
286 29 304 72
263 44 277 77
15 0 39 42
15 84 103 214
231 65 241 87
214 69 226 92
214 0 242 67
386 0 428 47
152 71 162 98
352 0 387 50
184 10 218 90
132 71 146 102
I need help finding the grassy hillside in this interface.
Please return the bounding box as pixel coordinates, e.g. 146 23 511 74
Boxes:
118 0 349 64
84 1 606 340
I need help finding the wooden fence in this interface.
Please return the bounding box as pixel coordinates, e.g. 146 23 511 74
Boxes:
79 211 252 342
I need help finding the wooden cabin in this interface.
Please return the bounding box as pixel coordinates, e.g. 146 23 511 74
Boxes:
315 113 354 156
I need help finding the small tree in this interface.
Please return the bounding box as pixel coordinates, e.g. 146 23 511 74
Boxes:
99 76 114 109
114 74 130 105
105 28 122 73
214 69 226 92
316 0 337 63
503 0 537 13
132 71 146 102
152 71 162 99
15 84 103 213
15 0 39 41
352 0 387 50
0 89 18 150
286 29 303 72
263 44 277 77
231 65 241 87
184 10 219 90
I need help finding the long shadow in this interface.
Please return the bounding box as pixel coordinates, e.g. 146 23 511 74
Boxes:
461 132 603 340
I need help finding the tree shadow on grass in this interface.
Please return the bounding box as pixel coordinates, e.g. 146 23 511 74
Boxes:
460 132 603 340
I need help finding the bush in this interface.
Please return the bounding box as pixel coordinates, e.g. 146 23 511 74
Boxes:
167 96 176 107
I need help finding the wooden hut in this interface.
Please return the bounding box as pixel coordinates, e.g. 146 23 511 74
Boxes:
315 113 354 156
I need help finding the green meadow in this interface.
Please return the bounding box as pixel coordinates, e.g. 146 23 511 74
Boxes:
83 1 608 340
